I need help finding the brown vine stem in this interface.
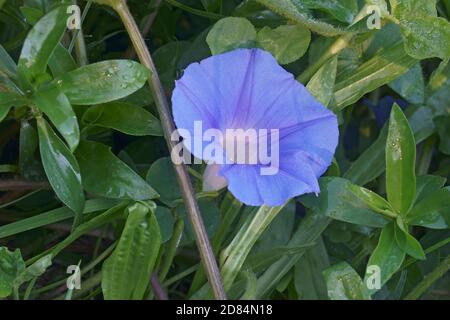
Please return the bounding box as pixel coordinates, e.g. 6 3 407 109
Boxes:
124 0 162 59
0 179 51 191
151 273 168 300
104 0 227 299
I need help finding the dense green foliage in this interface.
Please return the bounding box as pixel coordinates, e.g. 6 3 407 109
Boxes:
0 0 449 300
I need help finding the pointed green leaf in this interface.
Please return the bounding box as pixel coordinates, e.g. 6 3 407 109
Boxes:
17 5 69 87
37 117 85 216
306 56 337 107
0 247 24 298
333 43 417 110
50 60 150 105
294 237 330 299
82 102 162 136
386 104 416 215
388 63 425 104
48 44 77 78
407 187 450 229
0 44 17 80
364 223 405 295
394 219 425 260
102 202 161 300
0 92 27 122
19 120 45 181
33 86 79 151
15 254 52 285
301 177 390 227
75 140 158 200
414 175 446 204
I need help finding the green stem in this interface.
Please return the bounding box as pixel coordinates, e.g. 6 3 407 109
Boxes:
112 0 226 300
34 242 116 295
163 264 198 287
220 204 285 291
26 202 126 265
69 0 92 64
404 254 450 300
23 277 37 300
188 193 243 295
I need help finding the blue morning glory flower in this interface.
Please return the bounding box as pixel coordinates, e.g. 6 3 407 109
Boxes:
172 48 339 206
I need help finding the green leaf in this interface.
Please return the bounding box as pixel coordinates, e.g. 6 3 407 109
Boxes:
392 0 438 17
102 202 161 300
0 44 17 80
82 102 162 136
324 262 370 300
15 254 52 285
20 5 44 25
177 199 220 242
0 247 24 298
206 17 256 55
294 237 330 299
48 44 77 78
388 63 425 104
33 86 79 151
364 223 405 295
301 177 390 227
306 56 337 107
407 187 450 229
19 120 44 181
0 247 51 298
220 205 284 291
435 115 450 155
343 105 435 186
17 5 68 87
0 92 27 121
254 0 348 36
146 157 181 207
333 43 417 110
414 175 446 204
50 60 150 105
75 140 158 201
252 202 296 254
255 212 330 298
399 15 450 60
256 24 311 65
394 219 425 260
37 117 85 216
386 104 416 215
240 269 257 300
155 206 175 243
